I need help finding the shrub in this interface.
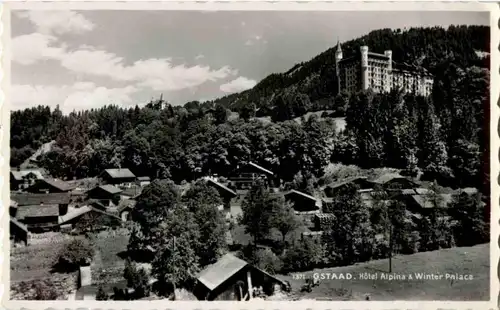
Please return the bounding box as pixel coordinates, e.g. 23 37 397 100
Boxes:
32 280 59 300
57 238 94 270
123 259 151 299
252 248 283 274
96 285 108 300
281 238 325 272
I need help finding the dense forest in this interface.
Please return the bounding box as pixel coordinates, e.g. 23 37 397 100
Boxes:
10 25 489 194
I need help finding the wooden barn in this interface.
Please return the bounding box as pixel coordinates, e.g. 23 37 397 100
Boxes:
194 254 287 301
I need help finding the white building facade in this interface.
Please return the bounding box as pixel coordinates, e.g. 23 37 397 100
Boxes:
335 42 433 97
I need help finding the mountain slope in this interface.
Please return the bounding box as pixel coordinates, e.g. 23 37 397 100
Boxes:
209 25 490 114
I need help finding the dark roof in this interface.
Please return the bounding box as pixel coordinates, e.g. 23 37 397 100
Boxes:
206 178 237 197
284 190 317 202
16 204 60 218
31 178 75 192
89 185 122 195
197 253 287 292
58 206 92 224
58 206 123 225
326 176 370 190
248 162 274 176
197 254 248 291
411 194 453 209
102 168 136 179
117 200 136 213
11 170 44 181
11 193 71 206
10 217 28 232
371 173 417 185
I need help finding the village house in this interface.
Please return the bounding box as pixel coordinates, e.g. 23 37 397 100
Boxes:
119 185 143 200
205 177 238 211
58 205 123 232
100 168 136 187
15 204 61 233
324 176 375 197
229 162 277 189
402 191 454 216
136 176 151 187
194 253 288 301
283 190 320 212
86 184 123 207
371 173 419 190
10 193 71 233
26 178 74 194
10 169 44 191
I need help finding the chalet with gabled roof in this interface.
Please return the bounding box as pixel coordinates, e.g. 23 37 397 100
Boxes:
284 189 320 212
10 193 71 223
194 253 288 301
10 169 44 191
371 173 419 190
15 204 61 232
100 168 136 186
205 177 238 210
229 162 277 189
324 176 375 197
404 192 454 215
58 206 122 232
86 185 122 206
26 178 74 194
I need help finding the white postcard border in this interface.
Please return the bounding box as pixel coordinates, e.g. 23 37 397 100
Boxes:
1 2 498 309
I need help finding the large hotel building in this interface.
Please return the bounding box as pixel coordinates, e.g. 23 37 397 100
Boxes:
335 41 434 97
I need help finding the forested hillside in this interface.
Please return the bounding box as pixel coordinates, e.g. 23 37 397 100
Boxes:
209 25 489 116
10 25 489 194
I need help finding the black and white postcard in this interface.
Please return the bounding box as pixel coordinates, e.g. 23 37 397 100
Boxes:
1 2 499 309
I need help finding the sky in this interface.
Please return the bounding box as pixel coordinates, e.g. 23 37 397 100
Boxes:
11 10 489 114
